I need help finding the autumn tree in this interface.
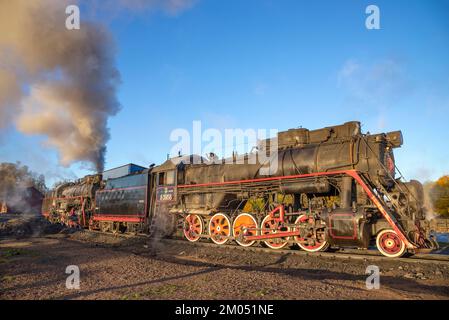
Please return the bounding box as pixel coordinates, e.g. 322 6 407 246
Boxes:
430 176 449 217
0 162 47 199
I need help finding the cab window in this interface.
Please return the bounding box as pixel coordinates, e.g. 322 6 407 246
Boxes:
166 170 175 185
157 170 175 186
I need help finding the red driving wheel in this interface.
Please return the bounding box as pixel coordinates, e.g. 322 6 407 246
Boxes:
293 215 329 252
183 214 203 242
260 214 289 249
376 229 406 258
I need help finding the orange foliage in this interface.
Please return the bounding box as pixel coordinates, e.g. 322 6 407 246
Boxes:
431 176 449 217
436 176 449 187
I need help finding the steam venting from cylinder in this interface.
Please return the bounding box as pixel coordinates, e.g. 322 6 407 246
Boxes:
0 0 121 172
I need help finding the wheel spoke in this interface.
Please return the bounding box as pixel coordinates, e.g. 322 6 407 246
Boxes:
232 213 258 247
208 213 231 245
184 214 203 242
261 214 288 249
294 215 329 253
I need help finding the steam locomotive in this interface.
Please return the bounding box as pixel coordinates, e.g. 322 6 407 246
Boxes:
42 121 438 258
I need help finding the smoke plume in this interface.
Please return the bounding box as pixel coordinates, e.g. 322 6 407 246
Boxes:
0 0 197 172
0 0 121 172
423 181 437 220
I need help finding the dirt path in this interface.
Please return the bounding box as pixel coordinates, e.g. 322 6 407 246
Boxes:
1 232 448 300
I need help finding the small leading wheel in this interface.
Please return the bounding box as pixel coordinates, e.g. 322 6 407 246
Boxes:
293 215 329 253
209 213 232 245
376 229 406 258
184 214 204 242
260 214 289 249
232 213 258 247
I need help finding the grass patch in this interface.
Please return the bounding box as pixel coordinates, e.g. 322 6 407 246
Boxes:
0 248 39 259
253 288 271 297
1 275 16 282
1 248 25 257
141 284 179 298
120 293 141 300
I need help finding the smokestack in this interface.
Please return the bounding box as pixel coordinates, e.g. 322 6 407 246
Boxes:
0 0 121 172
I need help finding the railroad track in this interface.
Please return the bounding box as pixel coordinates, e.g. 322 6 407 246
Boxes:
74 229 449 265
162 239 449 265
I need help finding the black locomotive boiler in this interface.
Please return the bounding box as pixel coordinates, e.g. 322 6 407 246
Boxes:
42 121 437 258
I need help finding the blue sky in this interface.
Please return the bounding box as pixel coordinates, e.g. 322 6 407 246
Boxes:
1 0 448 185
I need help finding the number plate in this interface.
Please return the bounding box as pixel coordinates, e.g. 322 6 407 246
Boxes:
156 186 176 203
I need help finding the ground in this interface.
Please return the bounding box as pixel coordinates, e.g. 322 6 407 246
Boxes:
1 223 448 300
